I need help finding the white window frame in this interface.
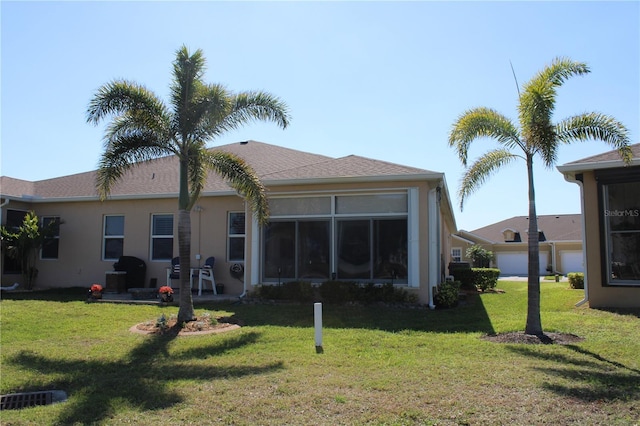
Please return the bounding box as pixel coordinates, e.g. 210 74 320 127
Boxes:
451 247 462 262
228 212 245 262
151 214 174 261
102 215 124 261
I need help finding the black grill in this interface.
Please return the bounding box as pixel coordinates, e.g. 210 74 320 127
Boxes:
1 391 55 410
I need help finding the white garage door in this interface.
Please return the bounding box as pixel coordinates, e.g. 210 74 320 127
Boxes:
560 251 584 273
496 252 549 276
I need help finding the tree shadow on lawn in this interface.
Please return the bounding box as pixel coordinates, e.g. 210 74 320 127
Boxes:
6 330 283 424
202 291 496 335
506 345 640 402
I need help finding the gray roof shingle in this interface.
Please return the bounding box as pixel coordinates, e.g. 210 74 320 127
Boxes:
468 214 582 243
1 140 440 201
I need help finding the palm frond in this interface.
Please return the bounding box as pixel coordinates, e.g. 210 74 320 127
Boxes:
458 149 519 210
518 58 589 167
448 107 521 166
203 151 270 224
171 46 207 140
186 142 209 209
556 113 632 163
220 91 291 132
188 84 233 140
96 133 174 200
87 80 168 125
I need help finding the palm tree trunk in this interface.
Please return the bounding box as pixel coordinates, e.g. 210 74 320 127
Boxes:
177 208 196 322
177 159 195 322
525 155 543 335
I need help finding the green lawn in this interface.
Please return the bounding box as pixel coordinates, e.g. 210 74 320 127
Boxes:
1 282 639 425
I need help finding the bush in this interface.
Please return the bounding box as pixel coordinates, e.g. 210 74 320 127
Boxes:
568 272 584 289
254 280 418 305
434 280 461 308
318 280 358 304
448 262 475 290
472 268 501 292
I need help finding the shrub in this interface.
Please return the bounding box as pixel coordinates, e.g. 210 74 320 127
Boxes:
466 245 494 268
568 272 584 289
255 280 418 305
318 280 358 304
448 262 475 290
472 268 501 291
434 280 461 308
253 281 316 302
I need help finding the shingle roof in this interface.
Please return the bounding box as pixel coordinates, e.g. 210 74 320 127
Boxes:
467 214 582 243
564 143 640 165
1 140 440 201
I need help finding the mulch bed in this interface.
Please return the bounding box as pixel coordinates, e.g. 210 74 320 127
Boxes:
482 331 584 345
130 314 244 336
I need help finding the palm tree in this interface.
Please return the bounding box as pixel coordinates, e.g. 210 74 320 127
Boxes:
448 57 631 336
87 46 290 322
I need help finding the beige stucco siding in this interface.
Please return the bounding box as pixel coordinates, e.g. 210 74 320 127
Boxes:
3 196 248 293
2 177 450 306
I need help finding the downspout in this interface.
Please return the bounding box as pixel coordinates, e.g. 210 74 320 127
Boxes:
427 187 439 309
573 175 589 307
238 202 250 298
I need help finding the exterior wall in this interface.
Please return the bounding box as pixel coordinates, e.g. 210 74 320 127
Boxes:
581 171 640 308
2 178 449 306
1 195 247 293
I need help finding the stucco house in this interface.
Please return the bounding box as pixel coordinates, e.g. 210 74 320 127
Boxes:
1 140 457 307
557 143 640 308
453 214 584 276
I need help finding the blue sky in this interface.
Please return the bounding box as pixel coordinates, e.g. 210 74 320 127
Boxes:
2 1 638 231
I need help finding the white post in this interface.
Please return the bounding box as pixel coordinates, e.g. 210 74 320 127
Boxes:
314 302 323 353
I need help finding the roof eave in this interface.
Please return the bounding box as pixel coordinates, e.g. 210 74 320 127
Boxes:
263 173 445 187
557 158 640 175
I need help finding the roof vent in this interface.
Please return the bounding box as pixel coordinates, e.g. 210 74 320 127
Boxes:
240 141 249 145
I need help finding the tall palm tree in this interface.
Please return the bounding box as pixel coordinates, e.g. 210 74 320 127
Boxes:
449 57 631 336
87 46 290 322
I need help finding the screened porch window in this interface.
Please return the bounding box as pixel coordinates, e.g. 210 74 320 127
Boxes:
262 192 408 283
263 220 331 281
337 219 407 280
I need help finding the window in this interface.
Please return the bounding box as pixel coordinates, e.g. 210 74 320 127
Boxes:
41 216 61 259
262 192 409 283
103 215 124 260
263 220 331 280
151 214 173 261
451 247 462 262
337 218 407 280
603 181 640 285
228 212 245 262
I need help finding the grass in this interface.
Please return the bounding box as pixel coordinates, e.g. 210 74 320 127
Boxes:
1 282 639 425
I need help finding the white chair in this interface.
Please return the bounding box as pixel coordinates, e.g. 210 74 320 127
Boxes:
198 256 216 295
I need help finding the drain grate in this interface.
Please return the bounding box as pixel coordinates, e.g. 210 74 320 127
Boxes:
1 390 67 410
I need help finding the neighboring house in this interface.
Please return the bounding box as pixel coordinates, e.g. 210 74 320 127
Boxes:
557 143 640 308
0 140 457 307
454 214 584 276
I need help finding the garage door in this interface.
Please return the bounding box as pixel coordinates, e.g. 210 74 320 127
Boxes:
560 251 584 274
496 252 549 276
